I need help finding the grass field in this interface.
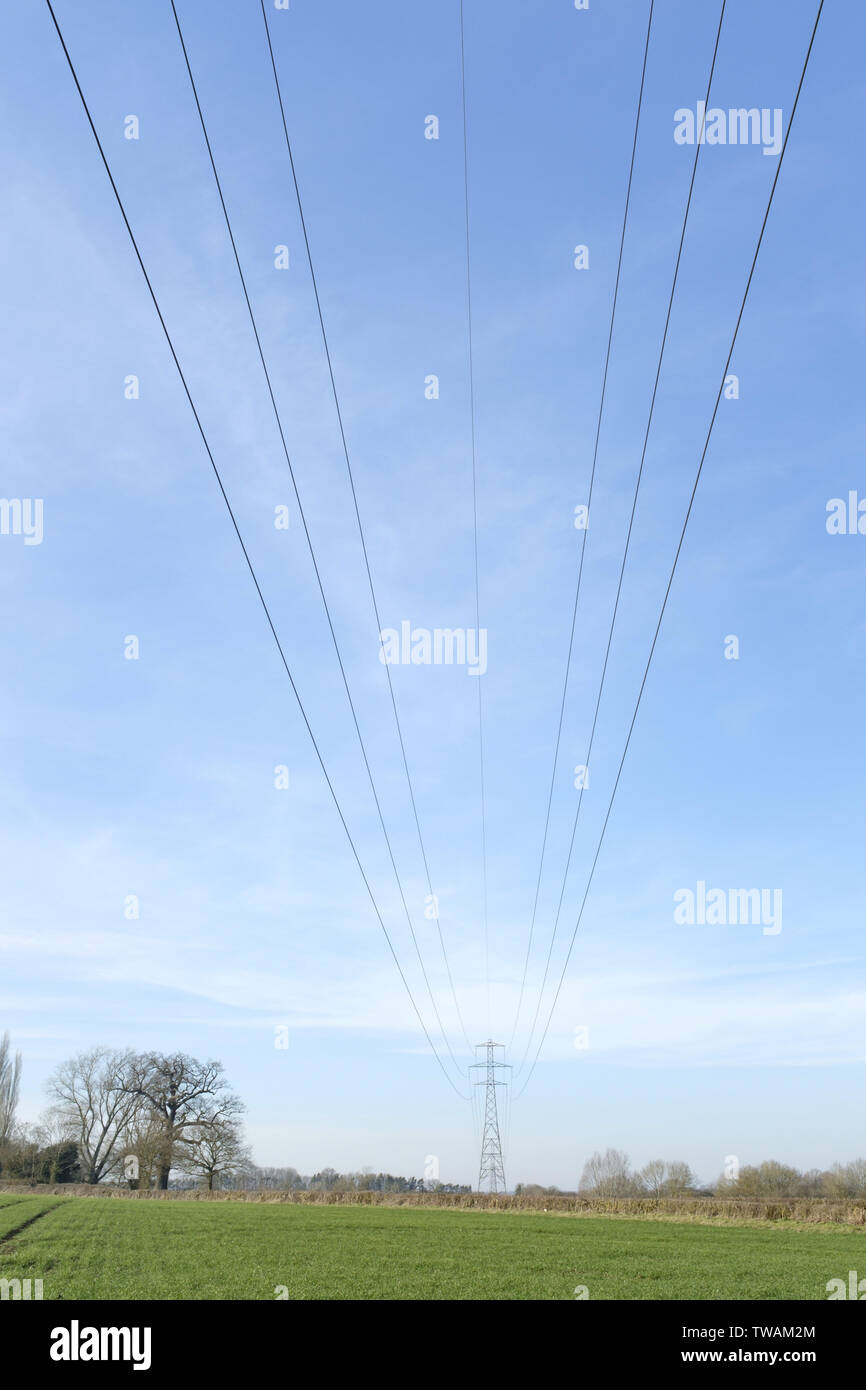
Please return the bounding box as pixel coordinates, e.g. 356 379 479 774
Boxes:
0 1194 863 1299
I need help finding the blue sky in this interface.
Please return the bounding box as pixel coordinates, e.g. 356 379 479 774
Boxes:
1 0 863 1189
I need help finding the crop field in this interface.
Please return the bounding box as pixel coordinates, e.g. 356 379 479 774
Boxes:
0 1194 863 1300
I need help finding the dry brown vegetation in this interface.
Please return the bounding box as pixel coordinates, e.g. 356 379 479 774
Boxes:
3 1181 866 1227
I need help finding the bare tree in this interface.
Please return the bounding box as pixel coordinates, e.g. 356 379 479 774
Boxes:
118 1111 169 1190
716 1160 802 1199
823 1159 866 1199
0 1032 22 1144
579 1148 635 1198
664 1160 698 1196
177 1119 251 1191
639 1158 698 1196
120 1053 243 1189
46 1048 143 1185
639 1158 668 1197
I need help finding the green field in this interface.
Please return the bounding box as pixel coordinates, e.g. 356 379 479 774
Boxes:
0 1194 862 1300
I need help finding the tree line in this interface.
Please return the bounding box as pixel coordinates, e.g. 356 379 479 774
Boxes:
3 1036 864 1198
225 1168 470 1194
0 1034 469 1194
0 1036 247 1190
570 1149 866 1201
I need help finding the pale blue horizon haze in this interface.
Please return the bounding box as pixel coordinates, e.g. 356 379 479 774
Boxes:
1 0 863 1190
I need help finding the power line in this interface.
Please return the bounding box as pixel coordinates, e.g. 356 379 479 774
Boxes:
515 0 824 1099
515 0 727 1073
258 0 471 1054
44 0 469 1100
168 0 468 1079
509 0 656 1051
458 0 491 1036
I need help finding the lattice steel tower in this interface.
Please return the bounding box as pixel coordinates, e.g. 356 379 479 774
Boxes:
471 1040 510 1193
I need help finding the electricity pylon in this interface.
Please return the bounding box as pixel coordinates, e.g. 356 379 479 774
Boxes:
470 1040 510 1193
